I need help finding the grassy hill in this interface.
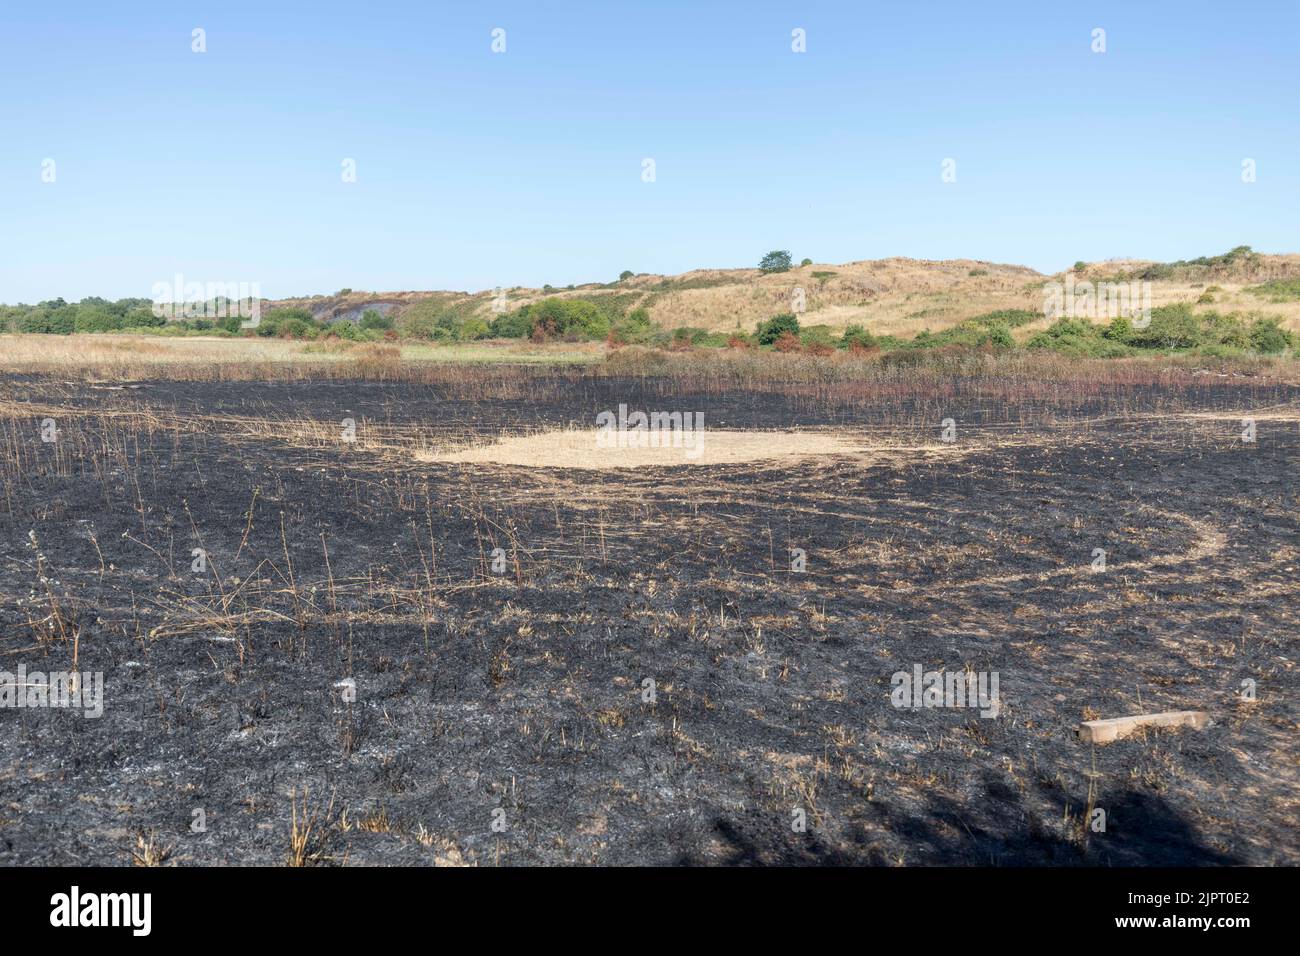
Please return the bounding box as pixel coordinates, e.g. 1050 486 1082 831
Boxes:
268 248 1300 343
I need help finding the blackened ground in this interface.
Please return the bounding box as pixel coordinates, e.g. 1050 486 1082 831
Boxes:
0 371 1296 865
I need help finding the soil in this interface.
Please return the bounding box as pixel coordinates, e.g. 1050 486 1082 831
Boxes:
0 371 1296 865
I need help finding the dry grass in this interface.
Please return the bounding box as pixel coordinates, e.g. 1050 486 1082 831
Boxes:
130 830 174 867
0 334 601 379
418 428 865 469
287 788 338 867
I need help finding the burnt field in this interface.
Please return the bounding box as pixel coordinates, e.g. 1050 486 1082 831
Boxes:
0 359 1297 866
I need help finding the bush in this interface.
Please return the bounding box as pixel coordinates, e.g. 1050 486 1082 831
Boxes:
799 324 838 350
800 258 812 267
758 250 793 274
1027 318 1129 357
840 325 876 350
609 307 656 345
488 309 533 339
522 298 610 340
72 308 125 333
253 307 317 338
359 309 394 331
273 318 320 340
756 312 800 345
401 299 492 341
459 317 491 340
19 308 75 334
1121 304 1201 350
986 325 1015 349
773 331 802 352
1248 316 1292 354
1246 278 1300 303
900 319 1014 351
970 309 1039 329
328 321 381 342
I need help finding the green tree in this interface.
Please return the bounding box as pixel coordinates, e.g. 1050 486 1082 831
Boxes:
759 250 793 274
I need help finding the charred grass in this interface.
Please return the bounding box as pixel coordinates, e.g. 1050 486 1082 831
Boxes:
0 356 1297 865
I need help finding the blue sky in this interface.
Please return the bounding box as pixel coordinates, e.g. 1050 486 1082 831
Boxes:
0 0 1295 301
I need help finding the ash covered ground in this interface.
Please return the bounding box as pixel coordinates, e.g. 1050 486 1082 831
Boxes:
0 370 1296 865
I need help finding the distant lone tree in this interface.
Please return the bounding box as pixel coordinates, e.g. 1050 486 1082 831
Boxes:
759 250 793 274
801 258 812 266
619 270 634 281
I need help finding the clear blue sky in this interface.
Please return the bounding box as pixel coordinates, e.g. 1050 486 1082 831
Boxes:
1 0 1295 302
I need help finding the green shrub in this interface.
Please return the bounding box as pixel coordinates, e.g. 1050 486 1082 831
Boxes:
359 309 394 331
969 309 1039 329
127 307 167 328
404 307 459 340
1246 278 1300 302
482 298 614 341
898 319 1014 351
1248 316 1292 354
72 308 126 333
19 308 75 334
798 324 838 349
986 325 1015 349
610 307 656 344
488 309 533 339
526 298 610 340
758 250 792 274
1027 318 1129 357
840 325 876 349
264 307 314 324
328 321 381 342
1121 304 1200 350
459 317 491 340
756 312 800 345
274 318 320 340
1195 343 1249 359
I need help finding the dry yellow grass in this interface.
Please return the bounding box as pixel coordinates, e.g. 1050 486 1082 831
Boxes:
418 428 863 469
0 334 332 370
0 334 603 374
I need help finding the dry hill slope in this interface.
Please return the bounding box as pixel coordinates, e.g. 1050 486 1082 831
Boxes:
269 250 1300 339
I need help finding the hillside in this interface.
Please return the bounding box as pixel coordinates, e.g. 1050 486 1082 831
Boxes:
268 249 1300 341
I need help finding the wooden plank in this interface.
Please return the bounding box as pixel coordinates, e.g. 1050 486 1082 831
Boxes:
1077 710 1209 745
